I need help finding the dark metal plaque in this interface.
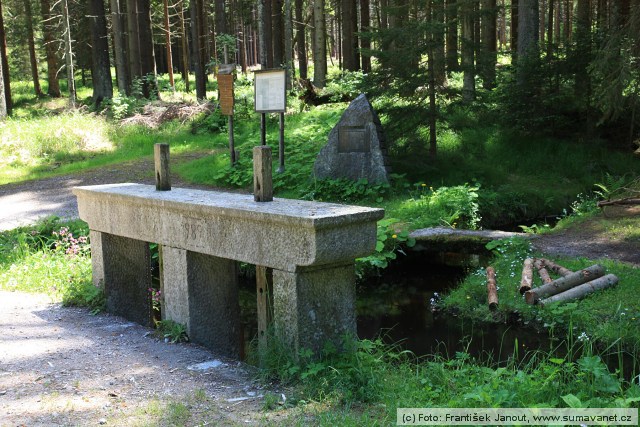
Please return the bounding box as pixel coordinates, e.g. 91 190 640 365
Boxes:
338 127 369 153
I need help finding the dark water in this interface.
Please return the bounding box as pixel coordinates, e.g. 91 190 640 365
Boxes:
355 258 553 362
237 257 637 379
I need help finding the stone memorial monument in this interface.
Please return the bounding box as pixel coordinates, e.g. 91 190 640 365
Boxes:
313 94 390 184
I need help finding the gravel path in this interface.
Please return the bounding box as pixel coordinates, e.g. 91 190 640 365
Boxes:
0 154 222 231
0 291 282 426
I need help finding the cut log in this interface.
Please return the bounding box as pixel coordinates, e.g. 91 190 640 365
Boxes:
597 198 640 207
539 258 573 277
524 264 606 305
487 266 498 311
533 258 553 284
539 274 619 306
519 258 534 294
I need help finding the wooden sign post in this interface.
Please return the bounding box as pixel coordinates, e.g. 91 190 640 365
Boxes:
217 67 236 165
254 69 287 172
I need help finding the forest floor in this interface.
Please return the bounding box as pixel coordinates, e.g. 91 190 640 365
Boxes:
0 159 638 425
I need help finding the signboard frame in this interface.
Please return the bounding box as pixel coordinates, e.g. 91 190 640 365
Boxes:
254 69 287 113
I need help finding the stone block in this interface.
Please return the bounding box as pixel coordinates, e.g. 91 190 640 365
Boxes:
160 246 189 328
313 94 390 184
100 233 153 327
273 263 356 354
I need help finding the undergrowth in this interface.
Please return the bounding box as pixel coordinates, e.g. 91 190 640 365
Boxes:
0 217 104 312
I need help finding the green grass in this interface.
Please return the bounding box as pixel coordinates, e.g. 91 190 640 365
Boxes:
0 217 102 311
440 236 640 352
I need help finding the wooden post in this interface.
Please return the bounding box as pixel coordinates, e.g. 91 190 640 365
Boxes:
487 266 498 311
154 143 171 191
260 113 266 146
519 258 534 294
540 258 573 277
277 112 285 173
253 145 274 359
533 258 553 284
539 274 619 306
525 264 606 304
256 265 273 357
229 115 236 164
253 146 273 202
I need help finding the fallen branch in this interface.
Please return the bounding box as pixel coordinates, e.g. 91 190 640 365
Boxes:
533 258 553 285
524 264 606 305
539 258 573 277
597 197 640 207
487 266 498 311
519 258 534 294
539 274 619 306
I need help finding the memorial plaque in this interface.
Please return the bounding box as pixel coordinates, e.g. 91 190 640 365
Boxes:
217 74 234 116
338 127 369 153
254 69 286 113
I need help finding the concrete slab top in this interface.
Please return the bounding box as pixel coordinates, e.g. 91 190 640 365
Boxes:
73 183 384 228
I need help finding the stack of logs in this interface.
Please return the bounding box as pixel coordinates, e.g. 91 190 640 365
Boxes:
486 258 619 310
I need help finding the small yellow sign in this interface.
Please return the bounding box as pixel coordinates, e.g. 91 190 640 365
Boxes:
218 74 234 116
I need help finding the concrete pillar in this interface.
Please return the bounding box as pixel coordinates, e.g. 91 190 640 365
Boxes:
272 263 357 354
186 252 241 358
89 230 105 289
160 246 189 328
99 233 153 327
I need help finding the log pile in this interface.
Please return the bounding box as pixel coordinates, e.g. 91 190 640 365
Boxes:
484 257 619 310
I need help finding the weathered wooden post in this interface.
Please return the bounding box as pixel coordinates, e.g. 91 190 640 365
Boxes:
487 266 498 311
253 146 273 202
253 145 274 357
154 143 171 191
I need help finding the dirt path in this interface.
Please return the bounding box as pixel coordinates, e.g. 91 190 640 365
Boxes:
0 153 225 231
0 291 288 426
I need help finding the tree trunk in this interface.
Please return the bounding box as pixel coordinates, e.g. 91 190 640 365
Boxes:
487 266 498 310
516 0 539 85
0 0 11 112
127 0 142 85
360 0 371 72
342 0 356 70
546 0 554 58
264 0 274 67
110 0 129 94
273 0 284 66
137 0 157 97
540 258 573 277
461 0 475 102
25 0 43 97
215 0 226 35
433 0 446 85
284 0 293 87
313 0 327 87
258 0 267 67
163 0 174 89
511 0 518 60
533 258 553 284
62 0 76 107
190 0 206 99
539 274 618 306
525 264 605 304
428 38 437 158
295 0 307 78
519 258 534 294
480 0 497 89
445 0 459 71
0 46 6 119
89 0 113 106
180 0 190 91
574 0 591 102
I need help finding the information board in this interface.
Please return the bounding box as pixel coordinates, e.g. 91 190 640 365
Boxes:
217 74 234 116
254 69 286 113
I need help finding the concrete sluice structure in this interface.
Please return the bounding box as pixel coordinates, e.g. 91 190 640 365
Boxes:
74 183 384 358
